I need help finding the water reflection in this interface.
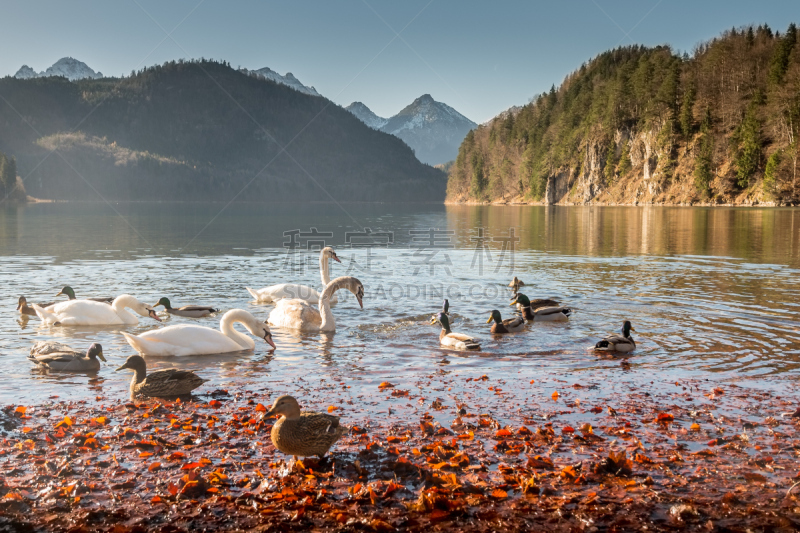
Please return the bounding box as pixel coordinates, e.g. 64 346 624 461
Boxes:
1 203 800 405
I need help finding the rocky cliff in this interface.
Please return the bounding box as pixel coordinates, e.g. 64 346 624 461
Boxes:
447 24 800 206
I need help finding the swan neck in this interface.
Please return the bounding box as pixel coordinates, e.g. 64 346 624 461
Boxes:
220 310 255 348
319 250 336 287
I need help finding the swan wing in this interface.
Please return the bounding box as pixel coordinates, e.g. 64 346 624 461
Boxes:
122 325 242 356
268 299 323 331
248 284 337 305
47 300 124 326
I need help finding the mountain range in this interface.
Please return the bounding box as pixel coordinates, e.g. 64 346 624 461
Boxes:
346 96 477 165
0 59 445 203
12 57 476 166
14 57 103 81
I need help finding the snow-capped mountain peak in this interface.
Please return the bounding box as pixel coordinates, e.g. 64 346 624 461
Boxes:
14 57 102 81
246 67 320 97
345 102 389 130
348 94 476 165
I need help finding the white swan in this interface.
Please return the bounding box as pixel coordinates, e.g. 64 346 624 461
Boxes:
32 294 161 326
246 247 341 305
121 309 276 356
268 276 363 333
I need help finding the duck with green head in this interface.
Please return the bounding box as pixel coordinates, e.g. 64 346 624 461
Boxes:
153 297 219 318
594 321 636 353
487 309 525 333
511 293 571 322
57 286 113 304
430 311 480 350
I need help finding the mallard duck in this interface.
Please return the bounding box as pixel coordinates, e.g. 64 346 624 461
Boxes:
430 312 480 350
153 297 219 318
487 309 525 333
511 293 571 322
17 296 45 317
32 294 161 326
509 277 525 294
28 342 106 371
116 355 208 400
57 286 113 304
594 321 636 353
264 395 345 459
122 309 275 356
430 299 450 324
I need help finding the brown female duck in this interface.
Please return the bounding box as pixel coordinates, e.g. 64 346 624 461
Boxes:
264 395 345 459
116 355 208 400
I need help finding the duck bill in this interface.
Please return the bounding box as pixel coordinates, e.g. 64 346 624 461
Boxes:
115 364 128 372
429 316 437 325
486 316 494 323
263 408 277 418
98 353 107 363
264 334 276 350
56 290 64 297
509 301 517 307
148 310 162 322
357 296 363 309
15 302 22 310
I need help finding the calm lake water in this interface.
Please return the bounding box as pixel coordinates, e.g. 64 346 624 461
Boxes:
1 202 799 405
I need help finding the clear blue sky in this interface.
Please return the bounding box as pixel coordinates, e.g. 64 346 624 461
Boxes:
1 1 796 122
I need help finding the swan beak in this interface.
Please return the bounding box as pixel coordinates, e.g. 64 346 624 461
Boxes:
149 309 162 322
486 316 493 323
332 255 341 263
264 333 276 350
357 296 363 309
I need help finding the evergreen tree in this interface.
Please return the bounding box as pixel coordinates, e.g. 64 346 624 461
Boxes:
694 108 714 197
470 151 486 198
732 104 762 188
763 150 781 197
679 84 696 139
768 23 797 84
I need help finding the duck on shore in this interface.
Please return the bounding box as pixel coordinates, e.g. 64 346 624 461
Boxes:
264 395 345 460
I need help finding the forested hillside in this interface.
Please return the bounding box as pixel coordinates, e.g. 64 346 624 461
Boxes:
447 24 800 205
0 60 445 202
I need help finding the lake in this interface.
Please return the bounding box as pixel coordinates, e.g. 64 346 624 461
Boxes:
1 202 799 406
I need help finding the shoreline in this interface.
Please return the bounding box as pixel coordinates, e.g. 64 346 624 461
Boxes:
2 372 799 531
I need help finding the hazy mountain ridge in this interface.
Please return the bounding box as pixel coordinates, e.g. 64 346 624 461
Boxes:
0 60 445 203
14 57 103 81
447 23 800 206
345 102 389 130
347 95 477 165
244 67 320 96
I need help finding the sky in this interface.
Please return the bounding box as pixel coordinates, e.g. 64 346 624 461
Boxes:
1 1 796 123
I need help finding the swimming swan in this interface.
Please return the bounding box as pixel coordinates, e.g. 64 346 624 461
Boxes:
32 294 161 326
247 246 341 305
268 276 363 333
121 309 276 356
